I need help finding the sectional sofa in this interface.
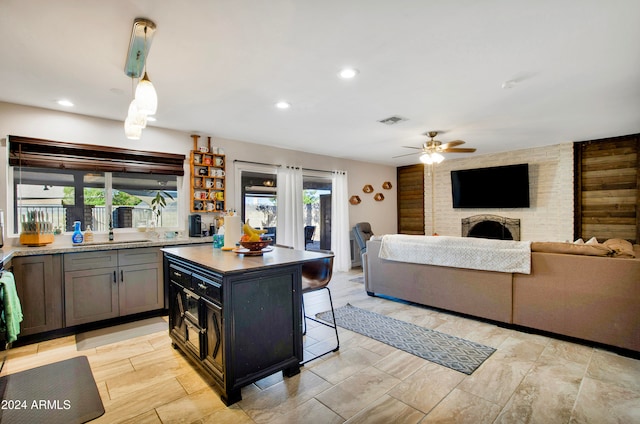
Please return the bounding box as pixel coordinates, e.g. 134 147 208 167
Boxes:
363 237 640 352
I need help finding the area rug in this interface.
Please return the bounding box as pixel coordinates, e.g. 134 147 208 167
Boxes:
0 356 104 424
76 316 167 350
349 275 364 283
317 304 495 374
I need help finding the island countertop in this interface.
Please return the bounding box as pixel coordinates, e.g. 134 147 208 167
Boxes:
161 244 331 274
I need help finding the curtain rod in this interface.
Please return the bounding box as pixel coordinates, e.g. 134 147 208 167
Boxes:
233 159 344 175
233 159 281 167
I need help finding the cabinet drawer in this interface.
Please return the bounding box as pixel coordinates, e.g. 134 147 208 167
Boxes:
64 250 118 271
193 273 222 305
169 263 192 289
118 247 161 266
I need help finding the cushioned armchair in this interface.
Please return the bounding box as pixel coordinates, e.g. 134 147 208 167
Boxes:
353 222 373 254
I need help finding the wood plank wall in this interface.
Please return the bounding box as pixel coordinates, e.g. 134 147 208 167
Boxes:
397 164 425 235
574 133 640 243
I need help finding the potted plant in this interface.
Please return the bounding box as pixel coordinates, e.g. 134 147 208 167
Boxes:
151 190 174 228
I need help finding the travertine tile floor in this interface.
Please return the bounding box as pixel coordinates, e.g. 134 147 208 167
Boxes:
1 269 639 423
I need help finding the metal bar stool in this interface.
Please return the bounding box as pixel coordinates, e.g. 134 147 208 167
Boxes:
300 249 340 365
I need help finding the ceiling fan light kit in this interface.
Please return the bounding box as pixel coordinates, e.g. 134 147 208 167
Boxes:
395 130 477 164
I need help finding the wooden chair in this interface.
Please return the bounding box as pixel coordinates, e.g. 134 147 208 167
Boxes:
300 249 340 365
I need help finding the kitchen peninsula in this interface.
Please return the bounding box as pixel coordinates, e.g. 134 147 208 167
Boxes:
161 244 331 405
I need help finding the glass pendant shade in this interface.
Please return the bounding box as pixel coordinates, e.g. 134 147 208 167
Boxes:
419 152 444 164
431 152 445 164
124 116 142 140
135 72 158 115
419 153 433 164
127 100 147 128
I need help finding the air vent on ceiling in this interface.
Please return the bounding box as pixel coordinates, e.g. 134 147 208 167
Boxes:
378 115 408 125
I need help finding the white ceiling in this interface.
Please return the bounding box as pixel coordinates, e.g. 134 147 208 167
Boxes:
1 0 639 166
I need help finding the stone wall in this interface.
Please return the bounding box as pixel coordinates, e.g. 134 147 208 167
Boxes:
424 143 574 242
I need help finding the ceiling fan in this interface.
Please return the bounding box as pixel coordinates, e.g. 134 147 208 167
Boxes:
394 131 476 164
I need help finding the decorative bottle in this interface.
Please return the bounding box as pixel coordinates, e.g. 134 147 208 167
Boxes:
72 221 84 244
84 225 94 242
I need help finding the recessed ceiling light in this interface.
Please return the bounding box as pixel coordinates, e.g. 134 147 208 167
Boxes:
275 101 291 109
339 68 359 79
57 99 74 107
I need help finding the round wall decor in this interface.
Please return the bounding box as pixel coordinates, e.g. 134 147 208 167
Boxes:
374 193 385 201
349 195 361 205
362 184 374 193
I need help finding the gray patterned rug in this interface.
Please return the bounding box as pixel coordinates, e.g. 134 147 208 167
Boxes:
317 304 495 374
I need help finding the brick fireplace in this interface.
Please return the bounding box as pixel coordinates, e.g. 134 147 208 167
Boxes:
461 214 521 241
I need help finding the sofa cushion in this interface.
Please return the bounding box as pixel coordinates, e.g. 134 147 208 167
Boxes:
531 241 612 256
603 238 636 258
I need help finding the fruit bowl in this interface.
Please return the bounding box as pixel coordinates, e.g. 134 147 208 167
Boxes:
240 239 272 251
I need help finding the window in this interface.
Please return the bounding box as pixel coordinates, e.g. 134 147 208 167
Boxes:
9 135 184 234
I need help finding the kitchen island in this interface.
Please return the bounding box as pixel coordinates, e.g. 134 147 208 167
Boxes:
161 244 331 405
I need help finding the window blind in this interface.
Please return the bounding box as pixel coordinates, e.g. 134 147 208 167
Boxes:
8 135 185 175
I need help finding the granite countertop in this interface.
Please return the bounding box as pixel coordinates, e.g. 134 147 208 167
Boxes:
0 236 212 265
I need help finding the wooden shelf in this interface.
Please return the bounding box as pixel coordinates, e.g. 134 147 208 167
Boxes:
190 151 226 213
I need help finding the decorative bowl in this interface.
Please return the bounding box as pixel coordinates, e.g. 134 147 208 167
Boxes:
240 240 272 251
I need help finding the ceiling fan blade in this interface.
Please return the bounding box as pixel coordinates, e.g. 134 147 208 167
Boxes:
442 147 477 153
440 140 465 149
401 146 423 150
392 151 422 158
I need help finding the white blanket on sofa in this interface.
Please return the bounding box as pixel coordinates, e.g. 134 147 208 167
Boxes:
379 234 532 274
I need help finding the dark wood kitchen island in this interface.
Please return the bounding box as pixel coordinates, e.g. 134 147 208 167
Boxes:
161 244 331 405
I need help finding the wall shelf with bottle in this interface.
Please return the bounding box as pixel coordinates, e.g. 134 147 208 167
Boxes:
190 150 225 213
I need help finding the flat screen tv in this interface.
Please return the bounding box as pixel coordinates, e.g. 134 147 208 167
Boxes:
451 163 530 208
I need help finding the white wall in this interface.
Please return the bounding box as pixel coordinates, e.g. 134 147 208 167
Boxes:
0 102 397 243
425 143 574 242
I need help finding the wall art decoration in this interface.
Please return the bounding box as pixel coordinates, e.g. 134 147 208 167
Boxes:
382 181 392 190
374 193 385 201
349 195 362 205
363 184 374 193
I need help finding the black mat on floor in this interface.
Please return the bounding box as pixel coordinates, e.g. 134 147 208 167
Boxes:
318 304 495 374
0 356 104 424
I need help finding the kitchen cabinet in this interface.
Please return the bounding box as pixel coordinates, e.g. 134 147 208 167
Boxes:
190 150 226 213
64 247 163 326
11 254 64 336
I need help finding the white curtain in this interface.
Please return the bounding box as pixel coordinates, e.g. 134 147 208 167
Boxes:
331 170 351 271
276 166 304 249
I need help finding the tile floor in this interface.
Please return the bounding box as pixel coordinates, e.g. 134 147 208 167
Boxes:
1 269 639 423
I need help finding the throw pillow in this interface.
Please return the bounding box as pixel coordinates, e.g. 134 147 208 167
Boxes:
603 238 636 258
531 241 612 256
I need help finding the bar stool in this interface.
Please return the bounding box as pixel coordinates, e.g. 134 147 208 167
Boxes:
300 249 340 365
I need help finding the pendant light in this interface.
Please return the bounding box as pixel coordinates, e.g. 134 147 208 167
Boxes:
123 18 157 139
124 116 143 140
127 98 148 128
135 71 157 115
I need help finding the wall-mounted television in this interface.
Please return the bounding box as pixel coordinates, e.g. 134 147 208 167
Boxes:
451 163 530 208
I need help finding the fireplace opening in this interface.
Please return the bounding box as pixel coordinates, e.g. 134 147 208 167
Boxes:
461 215 520 241
467 221 513 240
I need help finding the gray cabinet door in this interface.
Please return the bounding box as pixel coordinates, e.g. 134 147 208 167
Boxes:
12 254 63 336
118 262 163 316
65 267 119 326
